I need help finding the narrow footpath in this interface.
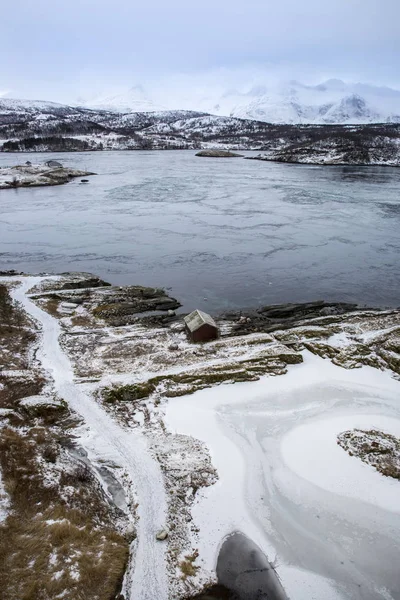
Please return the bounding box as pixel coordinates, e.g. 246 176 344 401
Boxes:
10 277 168 600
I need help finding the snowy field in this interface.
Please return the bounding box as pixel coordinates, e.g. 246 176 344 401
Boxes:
165 352 400 600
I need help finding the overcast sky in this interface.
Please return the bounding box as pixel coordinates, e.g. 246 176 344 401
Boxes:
2 0 400 103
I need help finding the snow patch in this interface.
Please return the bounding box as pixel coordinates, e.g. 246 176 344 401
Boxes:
0 468 10 524
165 351 400 598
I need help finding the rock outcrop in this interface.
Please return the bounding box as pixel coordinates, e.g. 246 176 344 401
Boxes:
223 300 360 336
337 429 400 480
0 164 96 189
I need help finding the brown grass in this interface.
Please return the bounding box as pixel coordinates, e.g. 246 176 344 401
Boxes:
0 284 129 600
92 303 118 316
0 373 46 410
0 505 128 600
179 550 200 579
0 283 37 370
0 418 129 600
70 314 94 328
43 297 61 317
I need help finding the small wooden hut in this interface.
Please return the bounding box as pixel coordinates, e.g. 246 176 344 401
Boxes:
184 309 219 343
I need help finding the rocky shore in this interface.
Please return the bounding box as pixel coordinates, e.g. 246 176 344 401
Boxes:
2 270 400 600
221 300 362 336
246 134 400 166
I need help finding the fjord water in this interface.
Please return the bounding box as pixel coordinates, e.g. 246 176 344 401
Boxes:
0 150 399 312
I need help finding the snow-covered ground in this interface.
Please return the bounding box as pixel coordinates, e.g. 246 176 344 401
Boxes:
9 278 168 600
249 135 400 166
165 352 400 599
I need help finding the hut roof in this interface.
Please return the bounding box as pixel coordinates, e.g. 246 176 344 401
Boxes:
184 309 217 333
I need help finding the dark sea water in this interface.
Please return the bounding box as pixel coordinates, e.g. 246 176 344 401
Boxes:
1 150 399 312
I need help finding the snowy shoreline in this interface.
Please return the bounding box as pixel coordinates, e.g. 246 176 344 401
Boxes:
1 272 399 599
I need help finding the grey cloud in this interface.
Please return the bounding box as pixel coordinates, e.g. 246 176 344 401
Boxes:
2 0 399 102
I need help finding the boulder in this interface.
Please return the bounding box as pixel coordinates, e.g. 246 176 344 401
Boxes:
156 528 169 541
45 159 63 168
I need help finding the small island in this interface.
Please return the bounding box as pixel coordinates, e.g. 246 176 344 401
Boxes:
0 162 96 189
195 149 243 158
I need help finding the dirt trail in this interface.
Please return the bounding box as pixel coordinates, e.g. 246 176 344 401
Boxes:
9 277 168 600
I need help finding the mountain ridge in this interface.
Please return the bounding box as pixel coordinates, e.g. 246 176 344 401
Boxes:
74 79 400 125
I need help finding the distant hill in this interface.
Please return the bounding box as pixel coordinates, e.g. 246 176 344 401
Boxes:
1 97 400 166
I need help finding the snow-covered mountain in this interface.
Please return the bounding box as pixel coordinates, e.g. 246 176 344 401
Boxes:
79 85 165 113
79 79 400 124
0 98 79 118
217 80 400 124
